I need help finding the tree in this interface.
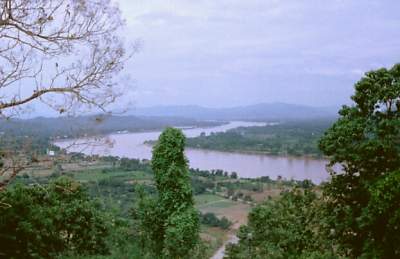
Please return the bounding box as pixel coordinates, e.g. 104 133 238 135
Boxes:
0 0 129 115
0 0 131 189
225 188 335 259
0 176 110 258
136 128 200 258
319 64 400 258
230 171 238 179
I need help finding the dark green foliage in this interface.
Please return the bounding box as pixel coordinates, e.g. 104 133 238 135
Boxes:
136 128 200 258
359 170 400 258
134 189 165 255
218 180 264 193
0 177 110 258
319 64 400 258
225 189 335 259
186 119 334 157
191 178 208 194
200 212 232 229
163 207 200 257
119 158 149 172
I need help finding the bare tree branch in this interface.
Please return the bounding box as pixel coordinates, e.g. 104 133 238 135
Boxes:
0 0 135 188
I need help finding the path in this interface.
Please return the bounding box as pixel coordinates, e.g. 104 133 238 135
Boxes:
210 222 241 259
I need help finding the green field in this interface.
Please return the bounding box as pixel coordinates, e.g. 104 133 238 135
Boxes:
71 169 153 182
195 194 238 210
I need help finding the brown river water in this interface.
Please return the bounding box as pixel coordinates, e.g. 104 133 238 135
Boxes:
55 121 330 184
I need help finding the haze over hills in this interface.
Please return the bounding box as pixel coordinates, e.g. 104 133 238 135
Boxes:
0 115 220 139
129 103 339 121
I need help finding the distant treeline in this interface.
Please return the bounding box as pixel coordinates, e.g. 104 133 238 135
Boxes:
0 115 222 140
186 119 334 157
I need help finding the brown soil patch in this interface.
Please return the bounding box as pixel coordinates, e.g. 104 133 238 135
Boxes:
210 202 251 228
250 188 283 203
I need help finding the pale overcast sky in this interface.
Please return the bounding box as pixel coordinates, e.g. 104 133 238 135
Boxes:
114 0 400 108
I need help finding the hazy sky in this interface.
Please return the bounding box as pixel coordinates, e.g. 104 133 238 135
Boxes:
114 0 400 108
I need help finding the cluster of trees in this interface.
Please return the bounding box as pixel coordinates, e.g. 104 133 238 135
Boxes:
186 119 333 157
230 191 254 202
226 64 400 258
0 177 111 258
226 188 335 258
199 212 232 230
317 64 400 258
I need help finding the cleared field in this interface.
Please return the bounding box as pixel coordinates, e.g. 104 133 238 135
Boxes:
194 193 251 228
199 199 238 209
196 194 239 213
251 188 284 203
195 194 225 205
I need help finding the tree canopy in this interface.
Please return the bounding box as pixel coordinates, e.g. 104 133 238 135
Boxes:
319 64 400 258
226 63 400 259
0 177 110 258
135 128 200 258
225 188 335 259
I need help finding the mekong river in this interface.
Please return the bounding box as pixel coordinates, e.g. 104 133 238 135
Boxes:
55 121 330 184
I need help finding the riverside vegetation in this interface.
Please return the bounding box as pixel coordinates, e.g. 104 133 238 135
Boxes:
186 119 334 157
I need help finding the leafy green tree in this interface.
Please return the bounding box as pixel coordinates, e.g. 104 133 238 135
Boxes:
225 188 335 259
136 128 200 258
319 64 400 258
200 212 232 229
0 177 110 258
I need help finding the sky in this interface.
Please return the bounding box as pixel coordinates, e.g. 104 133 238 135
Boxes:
114 0 400 108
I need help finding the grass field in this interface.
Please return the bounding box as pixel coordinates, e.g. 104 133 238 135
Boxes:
195 194 238 212
70 169 153 182
195 194 225 205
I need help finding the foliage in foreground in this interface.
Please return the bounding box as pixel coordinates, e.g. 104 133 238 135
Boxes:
0 177 110 258
134 128 200 258
319 63 400 258
227 64 400 259
225 188 336 259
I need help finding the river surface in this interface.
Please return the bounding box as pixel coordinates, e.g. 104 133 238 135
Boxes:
55 121 330 184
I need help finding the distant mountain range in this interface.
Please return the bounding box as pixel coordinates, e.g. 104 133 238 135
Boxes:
128 103 339 121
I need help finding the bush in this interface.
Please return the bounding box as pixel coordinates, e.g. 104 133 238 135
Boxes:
200 212 232 230
0 177 110 258
225 189 335 258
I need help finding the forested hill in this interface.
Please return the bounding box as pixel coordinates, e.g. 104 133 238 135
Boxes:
0 115 221 139
129 103 339 121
